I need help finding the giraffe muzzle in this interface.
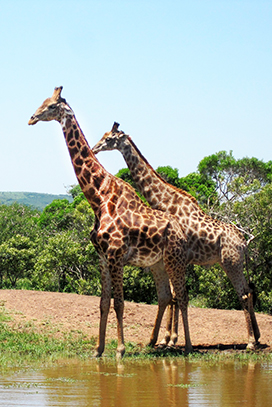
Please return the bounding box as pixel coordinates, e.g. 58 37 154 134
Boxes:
28 115 39 125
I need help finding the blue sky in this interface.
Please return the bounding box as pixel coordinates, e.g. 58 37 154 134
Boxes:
0 0 271 194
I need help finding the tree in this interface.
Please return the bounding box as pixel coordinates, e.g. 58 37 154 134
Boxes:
67 184 82 198
156 166 180 187
198 151 272 205
0 203 40 245
233 184 272 313
38 199 74 231
0 235 36 287
179 172 217 206
34 231 100 293
115 168 138 189
69 194 95 240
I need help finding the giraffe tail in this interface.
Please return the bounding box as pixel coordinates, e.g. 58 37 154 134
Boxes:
245 246 250 283
244 246 257 307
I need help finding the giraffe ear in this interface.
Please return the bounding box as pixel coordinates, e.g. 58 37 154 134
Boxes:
52 86 63 101
111 122 120 132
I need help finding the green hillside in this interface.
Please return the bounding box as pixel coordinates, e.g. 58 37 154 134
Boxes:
0 192 73 211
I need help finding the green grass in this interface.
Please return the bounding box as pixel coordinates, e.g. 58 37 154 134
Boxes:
0 306 271 372
0 307 96 371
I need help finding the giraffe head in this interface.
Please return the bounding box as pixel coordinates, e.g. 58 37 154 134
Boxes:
28 86 70 125
92 122 129 154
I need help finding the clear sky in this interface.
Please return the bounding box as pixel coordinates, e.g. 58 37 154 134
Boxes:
0 0 271 194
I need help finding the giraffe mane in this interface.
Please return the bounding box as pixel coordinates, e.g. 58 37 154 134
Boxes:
127 136 199 206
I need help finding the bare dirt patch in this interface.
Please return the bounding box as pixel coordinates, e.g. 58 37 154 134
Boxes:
1 289 271 351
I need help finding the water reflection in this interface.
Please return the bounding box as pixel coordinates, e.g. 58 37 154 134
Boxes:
0 358 271 406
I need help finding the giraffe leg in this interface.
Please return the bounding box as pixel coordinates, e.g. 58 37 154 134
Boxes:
163 237 193 353
94 260 112 357
148 301 170 347
221 257 260 349
168 300 179 347
158 299 179 347
246 284 260 343
148 260 176 347
157 300 174 347
242 291 260 349
168 278 192 353
179 288 193 353
112 268 126 359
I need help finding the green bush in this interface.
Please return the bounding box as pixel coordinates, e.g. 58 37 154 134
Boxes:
123 266 157 304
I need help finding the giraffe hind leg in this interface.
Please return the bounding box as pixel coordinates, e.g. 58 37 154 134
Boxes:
242 291 260 348
221 258 260 349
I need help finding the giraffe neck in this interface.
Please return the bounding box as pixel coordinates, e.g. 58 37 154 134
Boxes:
59 107 113 216
120 137 200 215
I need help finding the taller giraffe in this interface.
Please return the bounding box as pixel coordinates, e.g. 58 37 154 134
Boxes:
92 123 260 349
28 87 190 358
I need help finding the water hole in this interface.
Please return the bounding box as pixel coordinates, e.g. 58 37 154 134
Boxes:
0 358 272 406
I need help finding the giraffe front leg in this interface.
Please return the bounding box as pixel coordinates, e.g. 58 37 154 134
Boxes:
169 285 192 353
94 261 111 357
164 242 193 353
157 302 173 347
148 301 169 347
174 278 192 353
158 300 179 348
148 260 173 347
164 233 193 353
94 294 111 357
168 300 179 347
180 302 193 354
114 296 125 359
112 269 126 359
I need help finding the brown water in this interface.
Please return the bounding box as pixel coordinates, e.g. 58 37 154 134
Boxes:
0 359 272 406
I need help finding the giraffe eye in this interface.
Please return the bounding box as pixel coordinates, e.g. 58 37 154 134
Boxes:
48 104 55 110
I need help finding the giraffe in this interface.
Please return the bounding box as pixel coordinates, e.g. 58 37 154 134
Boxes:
92 123 260 350
28 87 191 358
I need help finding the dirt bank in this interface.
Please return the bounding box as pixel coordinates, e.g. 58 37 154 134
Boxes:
1 290 271 351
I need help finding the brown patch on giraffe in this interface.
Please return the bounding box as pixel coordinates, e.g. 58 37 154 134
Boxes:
68 147 78 159
199 230 207 238
81 146 89 158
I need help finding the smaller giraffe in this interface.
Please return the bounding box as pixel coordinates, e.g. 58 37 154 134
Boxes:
28 87 191 358
92 123 260 350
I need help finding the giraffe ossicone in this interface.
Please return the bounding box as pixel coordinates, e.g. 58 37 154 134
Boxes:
92 123 261 350
28 87 192 358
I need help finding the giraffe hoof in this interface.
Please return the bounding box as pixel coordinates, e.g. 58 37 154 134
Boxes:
147 343 155 348
184 346 193 354
116 345 126 359
156 344 167 349
93 346 104 358
147 339 157 348
246 341 260 351
158 337 170 348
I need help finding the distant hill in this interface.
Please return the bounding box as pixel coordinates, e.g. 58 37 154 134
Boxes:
0 192 73 211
